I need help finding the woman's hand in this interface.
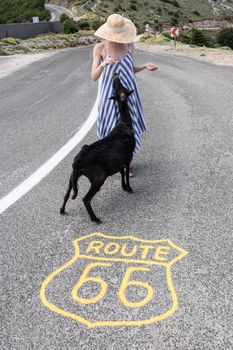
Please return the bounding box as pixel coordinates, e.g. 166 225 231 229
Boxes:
145 63 158 71
101 57 116 67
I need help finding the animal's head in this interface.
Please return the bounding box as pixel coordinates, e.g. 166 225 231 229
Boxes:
109 73 134 102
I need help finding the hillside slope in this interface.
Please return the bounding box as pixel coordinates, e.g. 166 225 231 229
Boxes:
0 0 50 24
1 0 233 27
49 0 233 29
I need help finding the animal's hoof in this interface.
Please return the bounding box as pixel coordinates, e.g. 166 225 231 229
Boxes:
60 208 65 214
72 194 77 200
126 186 133 193
122 184 133 192
92 217 102 224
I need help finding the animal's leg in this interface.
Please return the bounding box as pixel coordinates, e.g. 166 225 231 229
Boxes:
125 164 133 192
120 167 127 190
60 173 73 214
72 168 79 199
82 182 104 224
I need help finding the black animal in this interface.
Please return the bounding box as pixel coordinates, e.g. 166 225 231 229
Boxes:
60 73 135 223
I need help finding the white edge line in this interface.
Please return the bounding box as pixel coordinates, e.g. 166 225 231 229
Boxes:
0 89 100 215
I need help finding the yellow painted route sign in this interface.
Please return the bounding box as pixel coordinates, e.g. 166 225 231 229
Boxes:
40 232 188 328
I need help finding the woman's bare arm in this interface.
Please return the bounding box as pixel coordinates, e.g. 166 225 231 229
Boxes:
91 43 105 81
91 42 116 81
129 43 158 73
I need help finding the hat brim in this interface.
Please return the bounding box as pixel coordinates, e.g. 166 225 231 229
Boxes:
94 18 137 44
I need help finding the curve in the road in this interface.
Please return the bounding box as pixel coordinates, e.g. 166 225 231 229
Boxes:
45 4 74 21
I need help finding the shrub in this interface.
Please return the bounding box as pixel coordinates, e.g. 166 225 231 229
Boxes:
190 29 208 46
62 18 79 34
217 28 233 49
60 14 69 23
142 32 152 40
140 33 170 45
171 17 178 26
0 0 50 23
129 4 137 11
160 0 179 6
90 18 105 31
77 19 91 30
178 31 191 44
0 47 10 55
178 29 215 47
163 32 171 39
1 37 20 45
192 10 200 16
172 0 180 7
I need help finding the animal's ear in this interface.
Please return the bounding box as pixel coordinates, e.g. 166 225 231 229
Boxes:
127 90 134 96
109 96 116 100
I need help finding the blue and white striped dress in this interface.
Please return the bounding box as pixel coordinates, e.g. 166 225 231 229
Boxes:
97 49 146 153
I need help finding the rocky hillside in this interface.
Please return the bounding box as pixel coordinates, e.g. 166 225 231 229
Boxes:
47 0 233 30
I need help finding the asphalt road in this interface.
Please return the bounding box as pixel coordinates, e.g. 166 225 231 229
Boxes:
0 46 233 350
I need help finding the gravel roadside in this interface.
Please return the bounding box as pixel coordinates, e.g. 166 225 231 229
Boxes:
134 41 233 66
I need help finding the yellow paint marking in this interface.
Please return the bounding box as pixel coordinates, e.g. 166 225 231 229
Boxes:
154 246 171 261
104 242 120 255
138 245 155 259
86 240 104 254
118 266 154 308
40 232 188 328
78 254 168 267
71 262 111 304
121 243 137 257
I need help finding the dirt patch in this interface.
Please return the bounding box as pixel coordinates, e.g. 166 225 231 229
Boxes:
135 41 233 66
0 52 54 79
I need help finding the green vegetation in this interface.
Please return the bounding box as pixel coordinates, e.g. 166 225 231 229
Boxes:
0 0 50 24
77 13 105 32
217 28 233 49
0 32 97 55
139 33 170 45
143 28 233 50
1 37 20 45
177 29 211 47
1 0 233 29
92 0 233 30
1 0 233 53
177 28 233 49
189 29 209 46
60 14 79 34
160 0 180 7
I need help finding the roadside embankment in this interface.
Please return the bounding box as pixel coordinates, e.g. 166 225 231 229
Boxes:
0 33 97 56
0 33 98 79
135 41 233 66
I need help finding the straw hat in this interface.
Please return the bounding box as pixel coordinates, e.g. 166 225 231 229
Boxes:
94 14 137 43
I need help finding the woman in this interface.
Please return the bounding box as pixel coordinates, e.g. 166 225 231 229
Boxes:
92 14 158 175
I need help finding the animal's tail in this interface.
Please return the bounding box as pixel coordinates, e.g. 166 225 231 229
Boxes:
71 168 80 200
71 145 88 200
60 173 73 214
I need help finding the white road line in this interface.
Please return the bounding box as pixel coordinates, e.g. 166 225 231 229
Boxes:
0 91 99 215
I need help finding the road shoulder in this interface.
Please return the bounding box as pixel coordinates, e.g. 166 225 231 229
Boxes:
135 41 233 66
